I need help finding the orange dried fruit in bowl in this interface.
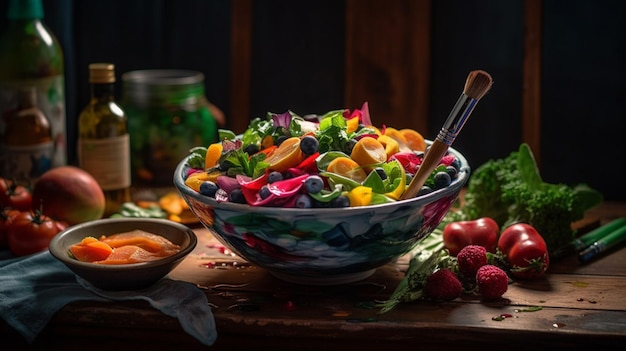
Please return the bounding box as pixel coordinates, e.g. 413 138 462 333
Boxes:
400 128 426 151
326 157 367 183
264 136 305 172
69 236 113 262
350 136 387 171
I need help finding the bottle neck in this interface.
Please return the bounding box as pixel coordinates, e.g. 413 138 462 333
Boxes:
8 0 44 20
91 83 116 100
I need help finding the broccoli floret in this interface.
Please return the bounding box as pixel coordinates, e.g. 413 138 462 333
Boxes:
460 154 514 225
456 143 603 254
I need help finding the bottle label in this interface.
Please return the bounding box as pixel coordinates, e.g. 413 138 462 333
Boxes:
0 75 66 171
78 134 131 191
4 141 54 180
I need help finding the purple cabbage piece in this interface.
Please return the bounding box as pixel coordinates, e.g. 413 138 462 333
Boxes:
241 174 308 207
272 111 293 129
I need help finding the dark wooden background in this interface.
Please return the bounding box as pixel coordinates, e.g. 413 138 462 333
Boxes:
1 0 624 200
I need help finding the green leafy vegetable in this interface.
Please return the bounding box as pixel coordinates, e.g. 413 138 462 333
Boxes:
186 146 208 169
454 143 603 253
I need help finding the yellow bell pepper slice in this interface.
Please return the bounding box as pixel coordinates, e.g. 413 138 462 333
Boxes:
348 186 373 207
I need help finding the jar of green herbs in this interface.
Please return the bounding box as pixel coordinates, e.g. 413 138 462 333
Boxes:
122 69 218 187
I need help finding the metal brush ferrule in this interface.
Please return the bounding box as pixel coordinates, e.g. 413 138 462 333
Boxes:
436 94 478 145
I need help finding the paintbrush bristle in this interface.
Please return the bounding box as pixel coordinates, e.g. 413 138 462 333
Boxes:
463 70 493 100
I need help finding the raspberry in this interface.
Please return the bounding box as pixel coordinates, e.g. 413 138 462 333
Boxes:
457 245 488 278
425 269 463 301
476 265 509 300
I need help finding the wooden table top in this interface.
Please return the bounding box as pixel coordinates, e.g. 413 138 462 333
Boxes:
3 201 626 350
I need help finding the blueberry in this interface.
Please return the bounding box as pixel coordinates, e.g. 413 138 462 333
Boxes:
450 158 461 171
446 165 458 180
295 194 313 208
267 171 283 183
199 180 219 197
244 144 259 155
275 135 288 146
417 186 433 197
405 173 413 184
300 135 319 156
313 199 330 208
330 195 350 208
374 167 387 180
259 185 272 199
343 139 357 155
433 171 452 189
304 175 324 194
228 188 247 204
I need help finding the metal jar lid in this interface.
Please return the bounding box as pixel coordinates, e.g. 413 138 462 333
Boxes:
121 69 206 108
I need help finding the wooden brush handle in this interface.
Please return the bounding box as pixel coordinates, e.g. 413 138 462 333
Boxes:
400 140 449 200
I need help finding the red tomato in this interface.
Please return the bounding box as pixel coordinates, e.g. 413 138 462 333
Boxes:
0 178 32 211
442 217 500 256
497 223 549 279
6 211 68 256
0 208 20 248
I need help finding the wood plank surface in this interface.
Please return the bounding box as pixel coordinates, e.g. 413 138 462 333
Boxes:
3 202 625 350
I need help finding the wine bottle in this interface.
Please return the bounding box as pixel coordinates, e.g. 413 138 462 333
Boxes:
78 63 131 216
0 0 66 179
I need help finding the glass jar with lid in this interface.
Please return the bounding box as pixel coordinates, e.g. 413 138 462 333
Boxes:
122 69 218 187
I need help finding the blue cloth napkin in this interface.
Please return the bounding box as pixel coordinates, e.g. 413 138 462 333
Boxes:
0 250 217 346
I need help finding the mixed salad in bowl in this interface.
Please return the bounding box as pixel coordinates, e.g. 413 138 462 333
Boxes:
180 103 462 209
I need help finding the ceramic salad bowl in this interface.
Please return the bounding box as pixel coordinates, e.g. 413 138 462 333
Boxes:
174 144 469 285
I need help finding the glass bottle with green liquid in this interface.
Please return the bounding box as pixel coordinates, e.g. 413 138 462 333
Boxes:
0 0 66 180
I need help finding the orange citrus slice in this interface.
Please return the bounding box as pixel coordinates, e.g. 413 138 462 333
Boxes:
326 156 367 183
350 137 387 170
399 128 426 151
346 116 360 134
205 142 223 169
185 170 222 192
383 127 411 152
377 135 400 160
264 136 305 172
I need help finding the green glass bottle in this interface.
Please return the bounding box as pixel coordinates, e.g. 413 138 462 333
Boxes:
0 0 66 179
78 63 131 217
